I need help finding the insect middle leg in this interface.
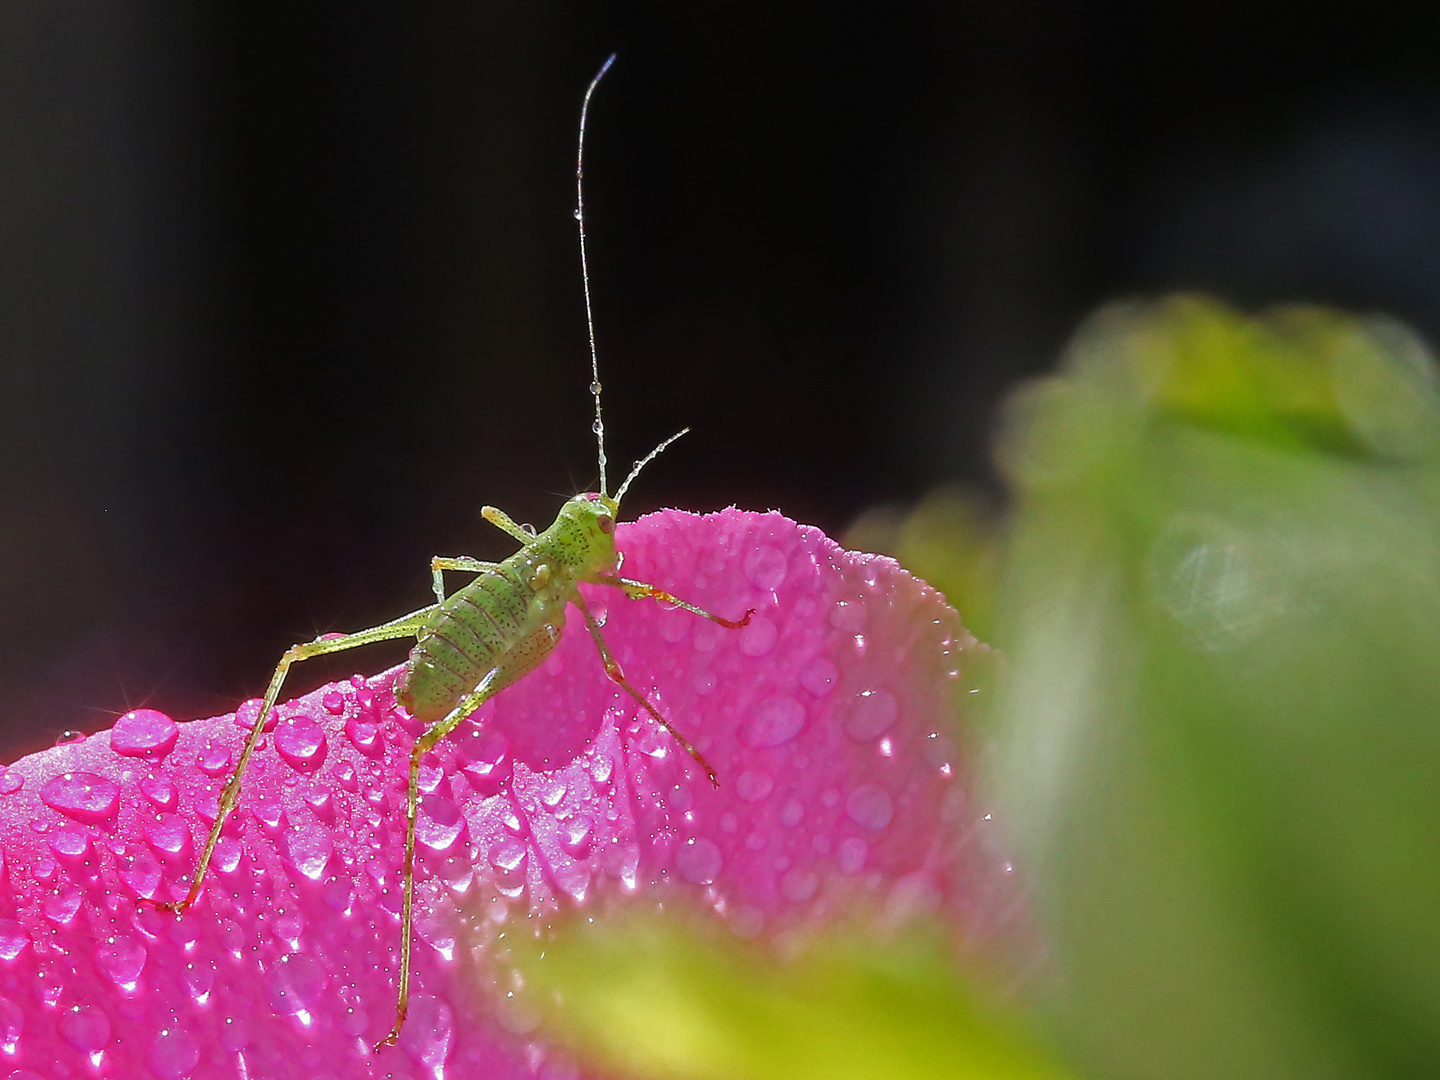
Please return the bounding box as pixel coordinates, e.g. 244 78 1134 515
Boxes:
155 604 439 915
430 555 500 603
575 595 719 786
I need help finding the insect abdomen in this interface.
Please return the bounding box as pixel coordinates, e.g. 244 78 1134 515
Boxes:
397 563 546 723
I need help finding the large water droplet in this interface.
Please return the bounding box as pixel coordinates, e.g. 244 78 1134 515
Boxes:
676 837 723 885
844 688 898 742
743 544 788 590
538 777 567 810
196 745 231 777
219 1014 250 1053
140 776 177 810
49 825 90 860
265 952 327 1015
233 697 275 733
779 798 804 827
59 1003 111 1053
739 696 806 749
416 795 464 851
0 768 21 794
180 962 214 1001
400 992 456 1077
275 713 327 770
146 1026 200 1079
40 771 120 823
345 716 383 757
845 784 894 831
43 884 82 925
284 823 334 881
119 846 163 898
829 595 867 632
489 837 527 873
799 656 839 697
781 867 819 902
739 616 778 657
837 836 868 874
0 995 22 1052
0 920 29 961
96 934 147 988
560 815 593 857
459 729 511 795
322 689 346 715
111 709 179 758
145 814 190 859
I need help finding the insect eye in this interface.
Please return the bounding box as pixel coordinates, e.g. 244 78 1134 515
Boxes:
597 514 614 534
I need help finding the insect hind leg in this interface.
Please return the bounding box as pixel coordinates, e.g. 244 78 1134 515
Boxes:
154 604 438 916
376 664 505 1052
576 595 719 787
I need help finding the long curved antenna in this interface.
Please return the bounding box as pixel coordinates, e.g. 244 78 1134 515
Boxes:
577 53 616 496
616 427 689 504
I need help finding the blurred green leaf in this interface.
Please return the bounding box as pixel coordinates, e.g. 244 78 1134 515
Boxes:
989 295 1440 1079
514 911 1074 1080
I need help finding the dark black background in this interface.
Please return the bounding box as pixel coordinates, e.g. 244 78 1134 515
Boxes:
2 2 1438 755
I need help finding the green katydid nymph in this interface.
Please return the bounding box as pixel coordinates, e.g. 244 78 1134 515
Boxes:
152 54 754 1050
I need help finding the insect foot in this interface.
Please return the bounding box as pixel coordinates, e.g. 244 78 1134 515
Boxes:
0 508 1010 1079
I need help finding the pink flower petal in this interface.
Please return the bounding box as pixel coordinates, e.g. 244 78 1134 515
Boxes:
0 509 1008 1078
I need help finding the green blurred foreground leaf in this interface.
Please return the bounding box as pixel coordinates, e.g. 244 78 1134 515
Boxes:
990 296 1440 1079
516 912 1073 1080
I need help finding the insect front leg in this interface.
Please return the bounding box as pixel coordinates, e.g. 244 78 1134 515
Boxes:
155 604 439 916
576 594 718 786
595 572 755 628
430 555 500 603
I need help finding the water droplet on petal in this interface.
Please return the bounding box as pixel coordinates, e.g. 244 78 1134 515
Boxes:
739 616 778 657
275 713 327 770
779 798 804 827
845 784 894 831
265 952 327 1015
111 709 179 758
416 795 464 851
735 770 773 803
538 777 567 810
838 836 868 874
140 776 177 809
146 1025 200 1079
743 544 788 590
219 1014 250 1052
180 962 214 1001
40 771 119 823
0 768 21 794
283 823 334 881
196 745 231 777
489 837 527 873
48 825 90 860
345 716 383 757
43 885 82 925
844 688 898 742
829 595 867 632
799 657 839 697
322 689 346 715
0 920 28 961
119 846 163 898
95 934 147 988
54 729 86 746
781 867 819 902
59 1003 111 1053
739 696 806 749
399 991 456 1075
676 837 723 885
0 995 22 1051
145 815 190 859
560 815 593 857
